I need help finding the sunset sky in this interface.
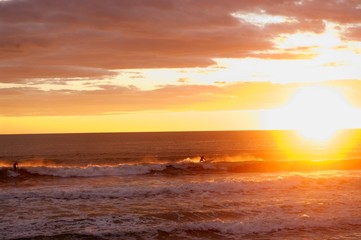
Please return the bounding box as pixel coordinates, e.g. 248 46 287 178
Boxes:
1 0 361 134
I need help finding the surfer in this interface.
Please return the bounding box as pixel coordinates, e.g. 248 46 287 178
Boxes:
199 156 206 162
13 162 18 171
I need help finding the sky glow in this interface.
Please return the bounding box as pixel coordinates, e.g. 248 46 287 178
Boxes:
0 0 361 134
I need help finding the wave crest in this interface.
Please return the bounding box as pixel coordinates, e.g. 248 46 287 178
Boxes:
2 158 361 179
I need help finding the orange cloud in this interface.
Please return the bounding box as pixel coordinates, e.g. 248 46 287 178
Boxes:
4 79 361 117
0 82 300 116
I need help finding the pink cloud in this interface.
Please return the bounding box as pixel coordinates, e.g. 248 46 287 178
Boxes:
3 0 357 82
342 26 361 41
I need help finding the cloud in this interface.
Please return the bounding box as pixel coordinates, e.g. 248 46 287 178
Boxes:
0 65 117 83
0 82 300 116
342 26 361 41
257 0 361 24
177 78 190 83
3 0 357 83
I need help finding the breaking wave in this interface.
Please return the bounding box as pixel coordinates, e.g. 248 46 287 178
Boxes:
2 158 361 179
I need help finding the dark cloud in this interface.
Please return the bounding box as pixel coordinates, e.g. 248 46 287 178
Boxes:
2 0 357 83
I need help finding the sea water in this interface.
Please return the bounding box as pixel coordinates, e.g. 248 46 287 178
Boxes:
1 130 361 239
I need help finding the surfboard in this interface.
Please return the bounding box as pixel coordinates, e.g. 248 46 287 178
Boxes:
7 170 20 177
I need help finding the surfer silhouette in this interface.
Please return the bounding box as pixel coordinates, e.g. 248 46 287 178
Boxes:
199 156 206 162
13 162 18 171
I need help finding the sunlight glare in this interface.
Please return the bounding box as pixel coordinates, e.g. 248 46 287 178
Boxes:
262 85 357 142
290 86 345 141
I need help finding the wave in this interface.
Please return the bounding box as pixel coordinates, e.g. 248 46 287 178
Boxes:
0 161 213 179
2 168 361 239
8 217 361 240
4 203 361 239
0 174 311 201
2 158 361 179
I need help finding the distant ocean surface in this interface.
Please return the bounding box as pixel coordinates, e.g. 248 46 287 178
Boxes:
1 130 361 239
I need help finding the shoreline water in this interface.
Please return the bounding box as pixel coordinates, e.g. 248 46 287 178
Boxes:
2 169 361 239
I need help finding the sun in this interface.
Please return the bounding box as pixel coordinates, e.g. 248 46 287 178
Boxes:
262 85 356 142
289 86 347 141
296 123 337 142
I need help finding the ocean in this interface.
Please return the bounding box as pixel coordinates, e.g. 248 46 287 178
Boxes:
1 130 361 239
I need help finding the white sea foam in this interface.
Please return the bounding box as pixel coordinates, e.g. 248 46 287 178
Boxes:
13 160 225 178
25 163 167 177
6 170 20 177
